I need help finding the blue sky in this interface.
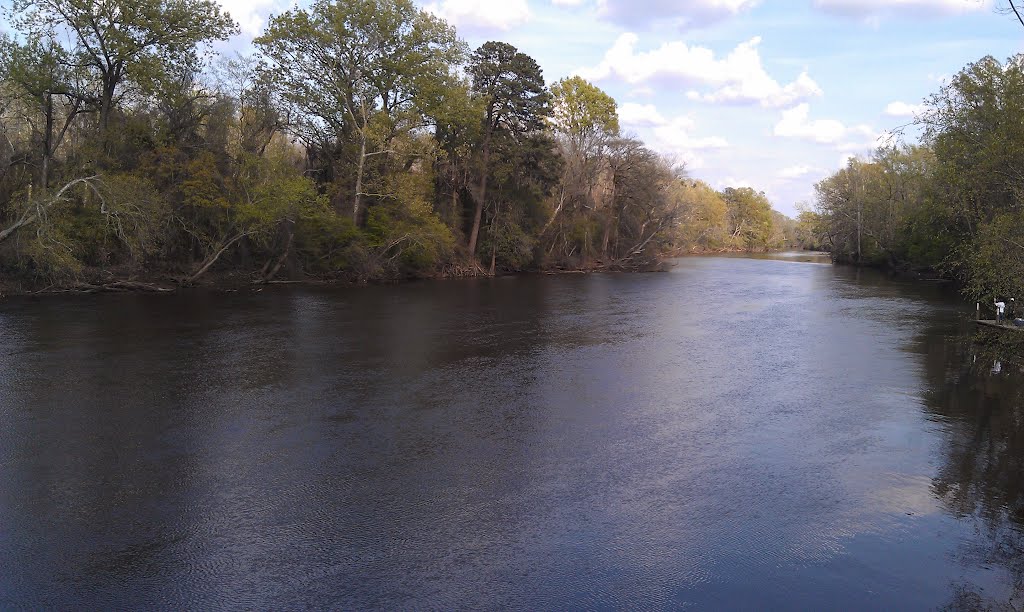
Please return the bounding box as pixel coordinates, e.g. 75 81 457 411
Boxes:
394 0 1021 216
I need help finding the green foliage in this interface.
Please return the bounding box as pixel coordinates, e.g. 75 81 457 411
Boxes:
769 210 796 250
255 0 465 220
483 203 537 269
923 56 1024 226
722 187 774 251
0 0 801 289
814 146 934 265
464 41 553 255
294 208 360 273
180 153 230 210
812 54 1024 300
4 173 171 280
487 132 561 266
9 0 238 134
0 34 71 98
671 180 728 251
550 76 619 147
470 41 551 136
793 206 826 251
365 203 453 274
963 210 1024 302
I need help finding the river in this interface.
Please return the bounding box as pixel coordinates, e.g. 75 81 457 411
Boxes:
1 254 1021 609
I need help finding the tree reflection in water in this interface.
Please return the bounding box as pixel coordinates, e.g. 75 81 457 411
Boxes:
921 330 1024 610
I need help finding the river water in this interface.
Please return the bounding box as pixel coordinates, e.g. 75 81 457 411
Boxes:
1 254 1022 609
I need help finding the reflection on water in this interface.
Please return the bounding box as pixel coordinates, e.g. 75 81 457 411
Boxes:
916 326 1024 609
0 256 1021 609
695 250 834 265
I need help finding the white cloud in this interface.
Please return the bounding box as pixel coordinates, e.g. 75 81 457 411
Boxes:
618 103 668 127
425 0 531 31
884 101 927 117
813 0 990 18
608 103 730 166
628 86 656 98
779 165 816 179
218 0 282 36
837 152 860 168
774 103 879 148
649 115 729 169
577 34 822 108
595 0 759 28
691 69 821 108
721 176 755 189
654 117 727 149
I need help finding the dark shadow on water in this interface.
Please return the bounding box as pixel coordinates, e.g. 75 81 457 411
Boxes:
912 318 1024 610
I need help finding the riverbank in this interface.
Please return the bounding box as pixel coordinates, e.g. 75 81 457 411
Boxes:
1 246 834 298
0 257 675 298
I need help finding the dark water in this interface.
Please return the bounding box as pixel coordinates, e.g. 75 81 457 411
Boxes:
1 254 1022 610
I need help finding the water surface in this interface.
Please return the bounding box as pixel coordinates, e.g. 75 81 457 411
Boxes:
1 254 1021 609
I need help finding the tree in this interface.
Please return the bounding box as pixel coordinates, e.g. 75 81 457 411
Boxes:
481 130 561 273
919 56 1024 235
546 76 619 258
722 187 773 251
599 137 680 266
814 144 939 266
549 76 618 155
466 41 550 256
216 55 284 158
255 0 464 225
793 204 825 251
1 0 802 289
0 35 88 192
8 0 237 143
429 78 482 233
1005 0 1024 27
672 180 728 252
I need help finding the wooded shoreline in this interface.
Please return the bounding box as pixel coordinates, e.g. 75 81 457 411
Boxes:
3 244 828 297
5 0 1014 304
0 254 683 297
1 0 803 295
6 247 938 299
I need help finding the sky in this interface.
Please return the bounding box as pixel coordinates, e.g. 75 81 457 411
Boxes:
408 0 1024 217
9 0 1023 216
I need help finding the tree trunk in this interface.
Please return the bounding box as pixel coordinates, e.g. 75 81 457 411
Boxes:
187 232 249 284
353 134 367 226
488 200 500 275
468 132 492 255
263 223 295 282
42 92 53 193
857 177 863 262
601 183 617 258
0 175 98 244
100 74 117 151
450 186 459 228
0 210 36 243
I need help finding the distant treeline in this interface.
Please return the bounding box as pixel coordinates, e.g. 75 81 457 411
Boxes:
808 54 1024 302
0 0 798 289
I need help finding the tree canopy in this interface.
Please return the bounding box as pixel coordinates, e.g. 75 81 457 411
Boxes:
0 0 792 291
812 53 1024 302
